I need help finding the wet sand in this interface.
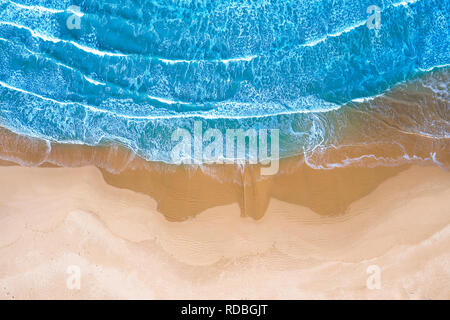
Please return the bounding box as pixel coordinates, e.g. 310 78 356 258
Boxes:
0 121 448 221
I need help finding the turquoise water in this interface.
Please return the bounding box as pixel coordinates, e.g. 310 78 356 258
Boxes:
0 0 448 163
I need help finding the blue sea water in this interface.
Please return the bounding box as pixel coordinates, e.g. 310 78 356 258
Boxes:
0 0 448 164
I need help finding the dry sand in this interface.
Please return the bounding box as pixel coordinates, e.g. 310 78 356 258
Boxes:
0 164 449 299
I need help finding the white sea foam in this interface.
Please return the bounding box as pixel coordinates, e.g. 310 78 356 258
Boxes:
8 0 65 14
300 0 425 48
148 95 191 105
0 80 105 113
351 92 386 103
0 21 125 57
392 0 420 8
159 55 257 65
305 150 444 170
417 64 450 73
0 21 60 43
83 75 106 86
0 20 257 64
301 20 367 48
0 81 341 120
69 41 125 57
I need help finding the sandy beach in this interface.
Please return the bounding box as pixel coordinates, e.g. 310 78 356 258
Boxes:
0 0 448 303
0 77 449 299
0 161 449 299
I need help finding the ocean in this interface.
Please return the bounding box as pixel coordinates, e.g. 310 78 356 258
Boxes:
0 0 448 166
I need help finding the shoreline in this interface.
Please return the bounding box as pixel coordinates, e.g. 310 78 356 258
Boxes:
0 125 416 220
0 0 448 301
0 69 448 297
0 122 449 298
1 122 448 220
1 69 448 171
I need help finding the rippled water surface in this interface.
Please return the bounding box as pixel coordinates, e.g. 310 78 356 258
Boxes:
0 0 448 163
